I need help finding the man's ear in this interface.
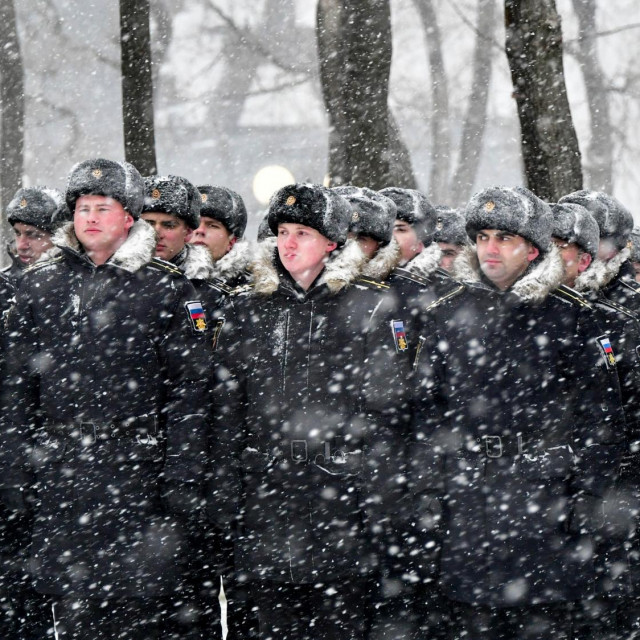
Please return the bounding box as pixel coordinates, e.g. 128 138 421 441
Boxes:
326 241 338 253
527 244 540 263
578 252 592 273
185 228 194 243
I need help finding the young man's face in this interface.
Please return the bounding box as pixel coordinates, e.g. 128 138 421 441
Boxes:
191 217 236 261
141 212 193 262
552 237 592 287
74 195 133 257
437 242 463 272
393 219 423 264
277 222 337 288
12 222 53 265
476 229 539 290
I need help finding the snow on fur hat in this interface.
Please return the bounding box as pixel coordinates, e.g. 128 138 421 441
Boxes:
142 175 201 230
7 186 70 233
333 185 397 245
559 190 633 250
268 183 351 246
378 187 437 243
433 206 467 245
549 202 600 258
630 227 640 263
66 158 145 219
197 185 247 238
465 185 553 253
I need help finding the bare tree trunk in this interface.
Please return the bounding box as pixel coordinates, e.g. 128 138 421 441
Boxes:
504 0 582 200
450 0 495 204
120 0 157 175
570 0 612 191
412 0 450 203
317 0 415 188
0 0 24 244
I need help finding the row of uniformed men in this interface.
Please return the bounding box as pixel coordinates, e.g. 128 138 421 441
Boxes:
2 161 640 639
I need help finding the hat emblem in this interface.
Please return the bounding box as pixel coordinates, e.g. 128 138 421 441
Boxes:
92 168 102 178
352 211 360 222
436 219 443 230
484 201 495 212
285 195 296 206
151 188 161 200
201 193 208 203
19 198 27 208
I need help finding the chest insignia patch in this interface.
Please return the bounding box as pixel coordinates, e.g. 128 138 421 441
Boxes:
391 319 408 352
185 301 207 332
597 334 616 368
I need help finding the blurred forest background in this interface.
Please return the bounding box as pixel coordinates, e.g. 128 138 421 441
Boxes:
2 0 640 239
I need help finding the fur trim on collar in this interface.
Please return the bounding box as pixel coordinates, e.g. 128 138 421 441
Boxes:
405 243 443 280
212 239 253 281
361 239 401 280
574 247 630 293
181 244 216 280
45 219 156 273
250 237 367 296
451 244 565 302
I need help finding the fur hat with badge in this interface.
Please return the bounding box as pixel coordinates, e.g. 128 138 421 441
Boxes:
549 202 600 258
378 187 437 244
7 186 71 233
66 158 145 219
465 185 553 253
558 190 633 250
433 206 468 245
142 175 201 230
333 186 397 245
268 183 351 246
197 185 247 239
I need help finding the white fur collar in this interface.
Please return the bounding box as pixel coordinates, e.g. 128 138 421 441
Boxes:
451 244 565 303
405 243 443 280
361 239 401 280
574 247 630 293
251 237 367 296
181 244 216 280
212 239 253 281
45 219 156 273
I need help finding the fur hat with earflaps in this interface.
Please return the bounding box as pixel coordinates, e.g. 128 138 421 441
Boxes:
7 187 71 233
66 158 145 219
465 185 553 253
142 175 201 230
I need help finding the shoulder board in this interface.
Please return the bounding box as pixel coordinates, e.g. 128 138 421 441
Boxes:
148 258 184 276
229 283 254 296
23 255 65 273
393 267 428 287
620 277 640 295
595 296 639 321
357 277 390 291
423 284 466 312
552 285 593 310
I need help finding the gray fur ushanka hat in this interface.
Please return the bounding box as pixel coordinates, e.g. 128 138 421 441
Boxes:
7 187 70 233
333 186 397 245
268 183 351 246
433 206 467 245
465 185 553 253
66 158 145 219
142 175 201 230
197 185 248 239
558 190 633 250
378 187 437 243
549 202 600 258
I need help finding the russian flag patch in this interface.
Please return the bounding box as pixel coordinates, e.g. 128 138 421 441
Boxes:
185 301 207 333
596 334 616 368
391 319 408 353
